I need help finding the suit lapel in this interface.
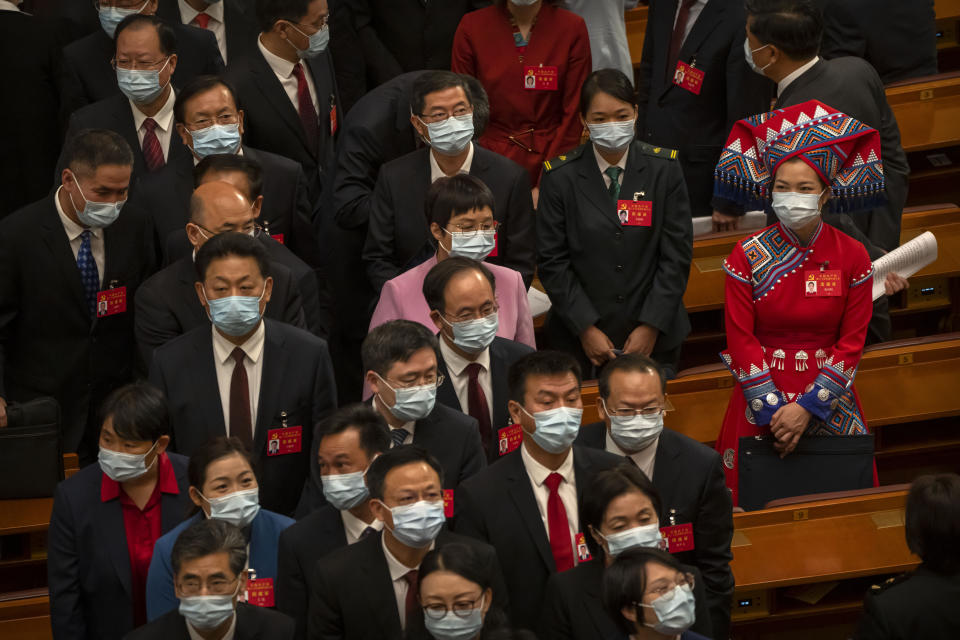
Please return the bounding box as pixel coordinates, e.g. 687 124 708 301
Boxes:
505 452 555 571
39 196 87 316
488 340 511 432
96 499 133 597
660 0 725 93
254 322 286 455
572 447 593 531
576 150 623 230
360 533 403 634
434 353 462 412
651 431 683 520
250 51 313 156
191 330 227 439
112 96 146 176
618 145 649 206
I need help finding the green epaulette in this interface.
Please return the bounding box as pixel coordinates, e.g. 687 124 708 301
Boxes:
638 141 679 160
542 145 585 172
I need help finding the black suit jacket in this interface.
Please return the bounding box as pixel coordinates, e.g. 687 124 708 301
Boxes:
362 145 535 291
855 565 960 640
48 453 192 640
148 320 337 516
155 0 259 65
635 0 774 217
435 337 535 461
133 252 307 368
277 504 348 640
123 602 295 640
576 423 734 640
307 528 507 639
412 403 486 492
0 195 156 456
819 0 938 84
453 445 623 631
60 22 224 121
226 47 339 203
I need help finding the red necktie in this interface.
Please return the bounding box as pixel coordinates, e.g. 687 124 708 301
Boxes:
465 363 492 455
544 472 574 572
141 117 164 172
667 0 698 77
229 347 253 450
291 62 319 152
193 12 210 29
403 570 420 629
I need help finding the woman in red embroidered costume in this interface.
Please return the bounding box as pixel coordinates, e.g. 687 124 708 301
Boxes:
712 100 885 506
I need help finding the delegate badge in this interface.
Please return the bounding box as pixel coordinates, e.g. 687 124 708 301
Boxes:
522 65 559 91
804 270 842 297
616 200 653 227
672 60 705 95
497 424 523 456
266 426 303 456
96 286 127 318
660 523 695 553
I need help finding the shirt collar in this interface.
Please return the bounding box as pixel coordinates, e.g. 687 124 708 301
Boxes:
438 335 490 377
520 442 574 488
605 430 660 472
187 611 236 640
257 34 298 78
778 56 820 96
429 142 474 182
130 87 176 132
101 451 180 502
211 319 266 366
54 187 101 242
381 532 434 580
592 143 628 175
178 0 224 23
370 398 415 433
341 509 383 541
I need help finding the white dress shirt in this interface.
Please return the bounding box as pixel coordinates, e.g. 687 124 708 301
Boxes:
212 321 266 437
521 444 579 560
341 509 383 545
188 613 235 640
257 35 318 115
438 338 493 423
605 431 660 480
371 399 415 446
178 0 228 63
673 0 708 44
54 187 105 287
429 142 475 183
382 536 434 630
778 56 820 97
594 144 628 189
131 88 176 162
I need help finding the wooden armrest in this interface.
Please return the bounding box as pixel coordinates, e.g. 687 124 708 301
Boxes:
763 484 913 509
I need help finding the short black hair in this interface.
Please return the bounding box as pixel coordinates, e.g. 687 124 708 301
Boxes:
905 473 960 575
362 320 439 378
602 547 685 635
171 518 247 580
194 231 270 282
426 174 496 229
114 13 177 56
410 70 474 117
193 154 264 199
582 465 662 560
508 350 582 404
320 403 391 459
579 68 637 117
62 129 134 177
174 75 239 125
365 445 445 500
187 436 258 491
422 256 496 315
745 0 823 60
99 382 169 443
255 0 314 33
599 353 666 398
461 74 490 138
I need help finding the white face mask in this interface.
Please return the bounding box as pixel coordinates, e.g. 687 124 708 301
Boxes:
744 38 772 75
771 190 824 229
201 488 261 528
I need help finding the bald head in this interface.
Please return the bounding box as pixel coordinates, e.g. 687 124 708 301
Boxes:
187 181 258 250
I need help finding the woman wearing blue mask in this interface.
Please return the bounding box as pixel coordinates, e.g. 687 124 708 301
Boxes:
537 67 693 380
603 547 709 640
539 465 711 640
145 437 294 621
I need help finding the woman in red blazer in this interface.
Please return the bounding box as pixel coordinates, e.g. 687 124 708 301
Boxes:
452 0 591 191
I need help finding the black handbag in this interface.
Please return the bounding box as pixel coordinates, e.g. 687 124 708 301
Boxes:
738 434 875 511
0 397 63 499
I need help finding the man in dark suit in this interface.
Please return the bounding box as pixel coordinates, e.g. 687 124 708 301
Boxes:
819 0 938 84
134 180 308 367
424 257 534 461
225 0 339 204
125 518 296 640
636 0 774 221
575 353 734 640
363 320 486 493
308 445 507 639
60 0 224 120
454 350 623 631
131 75 320 269
0 129 156 462
363 71 535 290
156 0 258 65
63 15 193 183
148 231 337 516
278 404 391 639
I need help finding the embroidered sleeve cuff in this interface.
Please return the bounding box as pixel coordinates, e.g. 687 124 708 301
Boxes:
797 365 850 421
851 267 873 288
720 351 782 426
722 260 750 285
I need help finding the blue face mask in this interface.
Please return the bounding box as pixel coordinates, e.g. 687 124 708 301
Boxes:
442 229 496 261
604 400 664 453
178 583 238 630
190 124 242 158
599 523 664 557
98 0 148 38
521 406 583 454
204 289 266 337
422 114 474 156
288 23 329 58
380 499 446 548
67 176 125 229
441 311 499 353
202 488 261 528
98 441 158 483
744 38 772 76
376 375 437 422
641 584 697 635
116 57 171 104
424 597 485 640
322 469 371 511
587 119 636 152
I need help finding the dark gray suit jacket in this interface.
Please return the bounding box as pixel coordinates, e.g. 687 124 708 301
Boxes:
124 602 295 640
